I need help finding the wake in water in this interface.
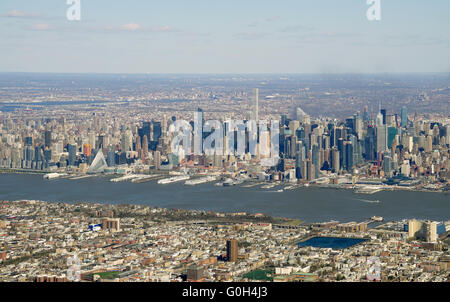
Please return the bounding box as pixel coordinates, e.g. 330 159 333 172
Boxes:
357 198 381 204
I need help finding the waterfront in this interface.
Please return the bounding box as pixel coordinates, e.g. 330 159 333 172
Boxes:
297 237 368 249
0 173 448 223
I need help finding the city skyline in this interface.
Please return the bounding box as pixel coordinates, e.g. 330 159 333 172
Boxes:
0 1 449 286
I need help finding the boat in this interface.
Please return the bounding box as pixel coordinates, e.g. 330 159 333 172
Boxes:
43 173 67 180
371 216 384 222
358 199 381 204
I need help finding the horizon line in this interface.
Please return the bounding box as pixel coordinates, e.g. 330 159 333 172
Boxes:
1 71 449 76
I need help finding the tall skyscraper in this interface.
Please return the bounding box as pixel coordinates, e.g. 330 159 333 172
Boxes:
332 148 340 172
312 144 320 177
295 141 305 179
135 135 141 152
380 109 387 125
142 135 149 154
401 106 408 128
121 130 133 152
154 150 161 170
226 239 238 262
376 125 388 153
306 160 315 180
142 122 151 143
68 144 77 166
44 130 52 148
345 142 353 171
254 88 259 121
362 105 369 121
153 121 162 141
337 138 345 169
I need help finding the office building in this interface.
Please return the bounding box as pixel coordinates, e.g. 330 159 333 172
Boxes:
226 239 238 262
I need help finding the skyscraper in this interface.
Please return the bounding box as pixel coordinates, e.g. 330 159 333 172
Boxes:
135 135 141 152
154 150 161 170
142 122 151 143
68 144 77 166
380 109 387 125
345 142 353 171
121 130 133 152
401 106 408 128
376 125 388 153
295 141 305 179
226 239 238 262
254 88 259 121
44 130 52 148
337 138 345 169
142 135 149 153
153 121 162 141
312 144 320 177
332 148 340 172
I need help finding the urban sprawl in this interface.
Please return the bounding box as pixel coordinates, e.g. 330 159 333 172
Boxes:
0 75 449 282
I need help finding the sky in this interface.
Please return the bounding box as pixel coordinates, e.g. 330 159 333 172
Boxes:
0 0 449 74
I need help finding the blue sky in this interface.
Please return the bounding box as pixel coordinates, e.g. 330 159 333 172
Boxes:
0 0 449 73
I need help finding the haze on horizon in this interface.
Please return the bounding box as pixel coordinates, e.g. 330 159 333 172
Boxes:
0 0 449 74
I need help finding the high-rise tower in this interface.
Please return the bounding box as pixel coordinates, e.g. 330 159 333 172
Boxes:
226 239 238 262
254 88 259 121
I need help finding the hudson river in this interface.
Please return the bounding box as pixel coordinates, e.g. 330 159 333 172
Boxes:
0 174 448 223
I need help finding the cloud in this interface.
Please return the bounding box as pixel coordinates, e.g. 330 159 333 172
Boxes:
30 23 53 31
104 24 178 33
266 16 281 22
3 10 42 18
122 23 141 31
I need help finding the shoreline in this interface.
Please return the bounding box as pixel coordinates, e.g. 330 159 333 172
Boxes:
1 169 447 195
0 168 450 196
